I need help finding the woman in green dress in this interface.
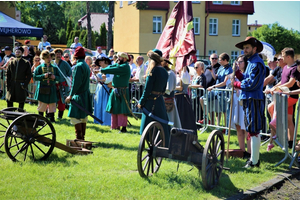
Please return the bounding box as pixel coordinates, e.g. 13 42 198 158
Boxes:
138 49 170 145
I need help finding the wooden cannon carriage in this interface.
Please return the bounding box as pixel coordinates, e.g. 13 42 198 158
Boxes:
137 121 225 190
0 108 92 162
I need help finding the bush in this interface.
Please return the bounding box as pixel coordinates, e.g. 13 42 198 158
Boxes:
57 28 67 44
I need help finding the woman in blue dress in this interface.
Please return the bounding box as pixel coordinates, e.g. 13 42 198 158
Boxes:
91 57 113 126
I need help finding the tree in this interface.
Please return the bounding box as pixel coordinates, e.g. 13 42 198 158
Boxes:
15 2 66 31
86 1 92 49
99 23 107 47
66 18 74 40
43 16 59 44
107 1 114 51
57 28 67 44
249 23 300 54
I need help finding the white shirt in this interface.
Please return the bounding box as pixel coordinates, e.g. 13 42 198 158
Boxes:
134 64 147 84
38 41 51 51
92 51 107 59
130 63 137 74
70 42 83 49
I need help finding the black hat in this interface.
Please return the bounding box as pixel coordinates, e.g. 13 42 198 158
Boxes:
15 46 24 53
4 46 11 51
95 56 111 66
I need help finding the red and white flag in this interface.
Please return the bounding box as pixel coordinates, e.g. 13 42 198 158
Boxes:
156 1 196 72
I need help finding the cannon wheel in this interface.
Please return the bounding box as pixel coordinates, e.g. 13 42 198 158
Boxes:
137 121 165 177
4 114 56 162
0 107 25 152
201 130 225 190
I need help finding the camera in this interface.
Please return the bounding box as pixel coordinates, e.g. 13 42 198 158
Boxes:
206 66 212 70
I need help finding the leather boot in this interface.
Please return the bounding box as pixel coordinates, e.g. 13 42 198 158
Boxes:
49 113 55 123
120 126 127 133
75 123 83 140
81 123 86 141
57 110 64 119
38 112 44 117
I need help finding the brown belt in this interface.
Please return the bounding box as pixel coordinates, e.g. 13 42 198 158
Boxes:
151 91 163 95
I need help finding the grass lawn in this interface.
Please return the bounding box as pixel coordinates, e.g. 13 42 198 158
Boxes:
0 100 299 199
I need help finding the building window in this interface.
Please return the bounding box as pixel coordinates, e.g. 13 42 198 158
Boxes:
120 1 123 8
128 1 136 5
209 18 218 35
231 1 240 5
231 51 239 61
208 50 217 56
193 17 200 35
212 1 222 4
232 19 240 36
153 16 162 33
248 26 251 31
192 1 201 3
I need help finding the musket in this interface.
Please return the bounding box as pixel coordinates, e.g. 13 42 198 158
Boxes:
70 99 103 124
91 69 110 95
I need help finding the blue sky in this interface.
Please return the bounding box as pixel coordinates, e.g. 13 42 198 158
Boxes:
247 1 300 31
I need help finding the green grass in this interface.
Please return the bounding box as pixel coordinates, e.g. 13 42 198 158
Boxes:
0 100 299 199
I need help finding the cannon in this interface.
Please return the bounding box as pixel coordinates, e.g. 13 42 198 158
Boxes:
0 108 92 162
137 121 225 190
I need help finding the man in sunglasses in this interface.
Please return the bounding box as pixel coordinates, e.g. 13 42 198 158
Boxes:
199 53 221 125
63 53 72 67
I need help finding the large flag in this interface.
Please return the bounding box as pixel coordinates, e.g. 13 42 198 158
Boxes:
156 1 196 72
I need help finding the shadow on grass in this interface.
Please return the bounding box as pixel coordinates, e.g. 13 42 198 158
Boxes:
93 141 138 151
33 152 79 166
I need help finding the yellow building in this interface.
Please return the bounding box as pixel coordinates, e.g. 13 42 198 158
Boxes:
247 20 262 34
114 1 254 61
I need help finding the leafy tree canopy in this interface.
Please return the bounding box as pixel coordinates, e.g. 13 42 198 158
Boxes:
249 22 300 54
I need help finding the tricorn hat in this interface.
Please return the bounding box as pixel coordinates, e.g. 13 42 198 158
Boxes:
235 36 263 53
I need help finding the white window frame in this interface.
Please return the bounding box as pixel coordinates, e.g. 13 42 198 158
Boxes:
128 1 136 5
120 1 123 8
209 18 218 36
153 16 162 34
193 17 200 35
208 50 217 56
212 1 222 5
231 1 240 5
232 19 240 36
231 51 239 61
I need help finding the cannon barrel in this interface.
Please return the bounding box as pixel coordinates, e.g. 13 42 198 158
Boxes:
171 128 196 136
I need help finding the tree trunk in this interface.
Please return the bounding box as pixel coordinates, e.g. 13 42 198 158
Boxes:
107 1 114 51
86 1 92 49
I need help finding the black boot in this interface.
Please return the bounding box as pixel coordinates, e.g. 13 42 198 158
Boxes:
120 126 127 133
38 112 44 117
57 110 64 119
49 113 55 123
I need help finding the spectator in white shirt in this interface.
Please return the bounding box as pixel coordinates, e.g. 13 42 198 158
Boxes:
38 35 51 51
70 37 83 49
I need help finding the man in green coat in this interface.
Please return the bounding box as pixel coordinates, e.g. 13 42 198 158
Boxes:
65 47 93 140
6 46 31 110
33 50 60 122
101 52 131 133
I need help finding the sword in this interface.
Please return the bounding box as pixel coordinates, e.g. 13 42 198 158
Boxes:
70 99 103 124
142 107 174 126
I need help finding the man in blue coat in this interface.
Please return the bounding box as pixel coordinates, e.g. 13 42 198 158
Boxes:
234 37 266 168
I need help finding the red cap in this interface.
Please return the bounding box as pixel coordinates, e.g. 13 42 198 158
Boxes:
74 47 85 58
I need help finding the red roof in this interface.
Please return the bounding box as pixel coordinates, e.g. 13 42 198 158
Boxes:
205 1 254 14
147 1 169 10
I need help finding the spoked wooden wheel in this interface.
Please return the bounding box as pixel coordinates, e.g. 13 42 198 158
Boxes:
0 107 25 153
201 130 225 190
137 121 165 177
4 114 56 162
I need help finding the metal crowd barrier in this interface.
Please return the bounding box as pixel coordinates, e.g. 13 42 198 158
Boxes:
267 93 300 168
